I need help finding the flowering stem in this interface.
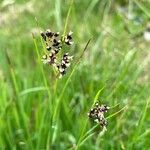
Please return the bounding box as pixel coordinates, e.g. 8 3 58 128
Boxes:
51 39 91 145
62 0 74 40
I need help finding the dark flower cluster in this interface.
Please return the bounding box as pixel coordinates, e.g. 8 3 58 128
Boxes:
57 53 73 78
41 29 73 78
88 102 109 128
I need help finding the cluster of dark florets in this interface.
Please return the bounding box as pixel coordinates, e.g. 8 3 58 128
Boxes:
56 53 73 78
88 102 109 128
41 29 73 78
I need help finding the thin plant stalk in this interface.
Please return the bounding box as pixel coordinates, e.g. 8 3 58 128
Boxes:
51 39 91 144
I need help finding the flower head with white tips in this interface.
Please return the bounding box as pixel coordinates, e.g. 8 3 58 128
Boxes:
40 29 74 78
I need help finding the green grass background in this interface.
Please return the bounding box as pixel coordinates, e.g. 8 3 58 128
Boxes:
0 0 150 149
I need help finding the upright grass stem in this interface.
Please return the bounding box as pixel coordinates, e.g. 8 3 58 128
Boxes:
32 34 52 108
5 51 33 148
53 39 91 120
51 39 91 145
32 34 53 148
62 0 74 40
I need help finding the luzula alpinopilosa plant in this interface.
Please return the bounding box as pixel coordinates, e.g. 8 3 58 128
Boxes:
39 28 112 134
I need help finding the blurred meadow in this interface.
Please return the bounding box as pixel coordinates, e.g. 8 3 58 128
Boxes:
0 0 150 149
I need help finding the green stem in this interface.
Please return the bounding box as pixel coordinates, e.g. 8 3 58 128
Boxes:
62 0 74 39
